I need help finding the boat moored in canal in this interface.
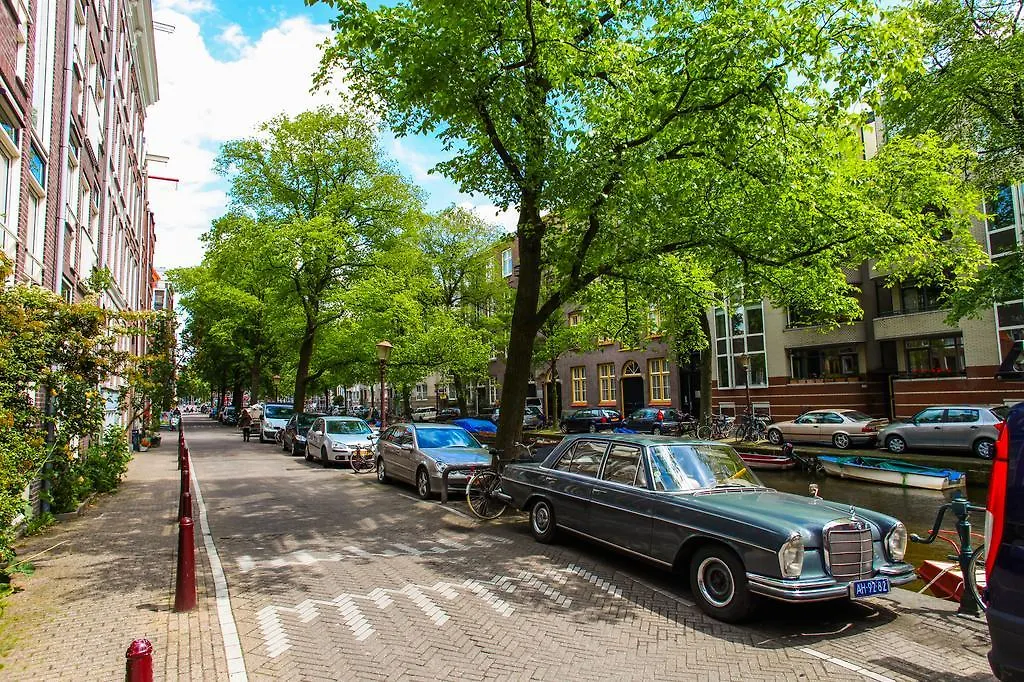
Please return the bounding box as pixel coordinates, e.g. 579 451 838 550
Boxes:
737 452 797 470
818 455 966 491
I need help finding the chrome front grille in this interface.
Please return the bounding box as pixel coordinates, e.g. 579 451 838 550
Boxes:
823 521 874 582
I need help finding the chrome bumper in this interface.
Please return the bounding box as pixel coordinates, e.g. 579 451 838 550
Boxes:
747 563 916 603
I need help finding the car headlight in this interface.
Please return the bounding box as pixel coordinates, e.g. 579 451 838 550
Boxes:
778 533 804 579
332 443 349 452
886 523 907 562
296 435 306 442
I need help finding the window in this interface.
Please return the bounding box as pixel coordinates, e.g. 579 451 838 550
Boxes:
648 358 670 402
487 377 498 404
900 283 945 314
570 366 587 405
648 306 663 335
598 363 617 404
565 441 607 478
414 383 428 401
0 115 19 257
945 408 979 423
986 186 1019 260
820 412 844 424
790 346 860 380
714 302 767 388
904 336 965 377
914 408 945 424
25 186 45 283
567 311 581 327
15 1 28 82
622 360 641 376
601 444 647 487
501 248 513 277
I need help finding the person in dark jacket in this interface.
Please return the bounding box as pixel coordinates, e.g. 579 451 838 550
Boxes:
239 408 253 442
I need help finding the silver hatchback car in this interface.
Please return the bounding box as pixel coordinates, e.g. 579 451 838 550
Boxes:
375 423 491 499
876 405 1008 459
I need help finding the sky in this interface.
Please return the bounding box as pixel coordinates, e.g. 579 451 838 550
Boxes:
147 0 517 269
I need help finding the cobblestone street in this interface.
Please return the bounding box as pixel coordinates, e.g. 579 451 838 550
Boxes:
0 417 997 680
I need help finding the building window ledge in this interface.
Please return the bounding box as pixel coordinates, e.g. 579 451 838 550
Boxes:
893 371 967 381
789 376 861 384
875 308 949 319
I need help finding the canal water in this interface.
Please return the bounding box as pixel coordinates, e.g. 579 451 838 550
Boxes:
756 468 988 595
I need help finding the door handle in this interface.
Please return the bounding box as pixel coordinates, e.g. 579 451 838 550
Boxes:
933 426 942 430
969 425 979 429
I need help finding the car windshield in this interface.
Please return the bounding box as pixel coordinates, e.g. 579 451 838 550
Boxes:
326 420 371 435
298 414 321 427
417 428 481 449
265 405 293 419
842 410 873 421
648 444 762 491
525 406 542 416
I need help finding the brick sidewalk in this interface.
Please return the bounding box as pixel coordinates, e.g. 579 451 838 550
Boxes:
0 442 228 681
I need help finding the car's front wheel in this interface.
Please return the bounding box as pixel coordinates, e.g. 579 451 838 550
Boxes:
767 429 783 446
416 467 432 500
559 423 568 434
973 437 995 460
689 545 754 623
886 435 907 454
321 447 331 467
588 423 597 433
652 426 662 436
376 457 389 483
529 499 557 543
832 433 851 450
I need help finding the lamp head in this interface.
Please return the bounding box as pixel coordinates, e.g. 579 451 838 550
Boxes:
376 340 393 362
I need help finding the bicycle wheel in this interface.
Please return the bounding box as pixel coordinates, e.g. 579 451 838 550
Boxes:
466 471 507 520
695 425 711 439
965 544 988 612
350 450 376 474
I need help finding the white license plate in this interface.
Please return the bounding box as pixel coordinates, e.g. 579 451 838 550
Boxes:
849 577 890 599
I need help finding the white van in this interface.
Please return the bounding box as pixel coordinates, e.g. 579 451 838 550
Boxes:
411 406 438 422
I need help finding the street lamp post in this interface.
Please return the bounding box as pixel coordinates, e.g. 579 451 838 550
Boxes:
272 374 280 403
738 353 752 417
376 341 393 429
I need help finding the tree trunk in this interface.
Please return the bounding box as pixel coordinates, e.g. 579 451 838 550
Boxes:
699 311 714 423
453 374 469 418
402 384 411 420
292 320 316 410
495 210 544 456
232 381 243 411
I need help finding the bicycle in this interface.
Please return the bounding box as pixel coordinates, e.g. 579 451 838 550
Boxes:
349 446 377 474
696 413 732 440
912 499 988 613
465 442 533 520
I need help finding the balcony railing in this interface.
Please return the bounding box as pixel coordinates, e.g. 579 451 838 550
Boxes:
876 304 947 318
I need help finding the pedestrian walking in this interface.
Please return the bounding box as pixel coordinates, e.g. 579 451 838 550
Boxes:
239 407 253 442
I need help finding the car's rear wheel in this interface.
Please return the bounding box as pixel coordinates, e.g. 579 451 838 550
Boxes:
767 429 783 446
588 423 597 433
689 545 754 623
559 423 568 434
652 426 662 436
832 433 851 450
529 499 557 543
886 435 907 454
416 467 432 500
973 437 995 460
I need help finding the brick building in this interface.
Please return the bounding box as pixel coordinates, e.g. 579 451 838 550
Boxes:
0 0 159 321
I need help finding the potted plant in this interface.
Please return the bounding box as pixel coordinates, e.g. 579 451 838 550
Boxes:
139 434 151 451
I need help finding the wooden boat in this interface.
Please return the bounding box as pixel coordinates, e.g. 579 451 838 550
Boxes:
916 560 985 602
817 455 965 490
737 452 796 470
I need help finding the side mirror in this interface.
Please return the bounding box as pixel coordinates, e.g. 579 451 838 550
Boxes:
400 443 414 451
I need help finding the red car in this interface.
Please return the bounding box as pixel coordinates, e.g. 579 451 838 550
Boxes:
987 386 1024 679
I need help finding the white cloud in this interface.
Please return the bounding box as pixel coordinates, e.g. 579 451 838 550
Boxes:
388 138 441 186
217 24 250 51
147 11 335 268
459 201 520 233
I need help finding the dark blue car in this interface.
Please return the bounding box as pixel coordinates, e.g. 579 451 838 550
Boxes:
988 403 1024 680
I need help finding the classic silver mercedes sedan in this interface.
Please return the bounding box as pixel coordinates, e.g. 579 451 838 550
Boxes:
499 434 915 622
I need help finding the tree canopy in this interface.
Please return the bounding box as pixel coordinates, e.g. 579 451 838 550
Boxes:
314 0 985 449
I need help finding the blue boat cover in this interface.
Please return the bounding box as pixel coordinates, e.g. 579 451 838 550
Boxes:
613 427 638 433
452 418 497 434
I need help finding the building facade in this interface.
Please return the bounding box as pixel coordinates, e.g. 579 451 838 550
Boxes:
0 0 158 320
709 185 1024 421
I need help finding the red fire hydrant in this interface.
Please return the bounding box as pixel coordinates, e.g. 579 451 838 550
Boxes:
174 516 197 612
125 638 153 682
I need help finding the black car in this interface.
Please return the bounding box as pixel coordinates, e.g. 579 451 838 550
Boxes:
221 406 238 426
281 412 326 456
987 405 1024 680
437 407 462 422
625 407 690 435
499 434 914 622
559 408 622 434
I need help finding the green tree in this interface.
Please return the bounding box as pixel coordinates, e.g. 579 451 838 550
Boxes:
315 0 982 452
214 107 422 409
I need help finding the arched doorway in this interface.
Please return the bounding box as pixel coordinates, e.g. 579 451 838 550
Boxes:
621 361 644 417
